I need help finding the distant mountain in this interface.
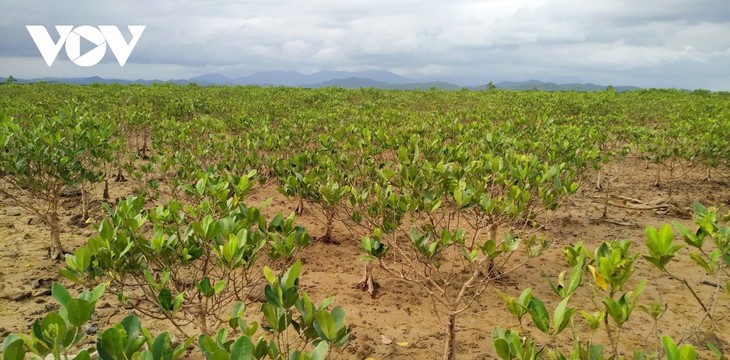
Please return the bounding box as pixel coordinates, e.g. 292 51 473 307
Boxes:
304 77 462 90
186 70 414 87
2 72 640 92
188 73 236 85
484 80 639 92
235 70 307 86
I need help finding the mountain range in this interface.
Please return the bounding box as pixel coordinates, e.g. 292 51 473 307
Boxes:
1 70 640 92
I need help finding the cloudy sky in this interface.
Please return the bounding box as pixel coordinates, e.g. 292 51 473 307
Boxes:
1 0 729 89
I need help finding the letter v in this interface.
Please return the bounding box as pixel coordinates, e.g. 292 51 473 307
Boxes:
100 25 146 66
26 25 73 66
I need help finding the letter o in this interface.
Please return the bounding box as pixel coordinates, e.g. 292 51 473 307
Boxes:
65 25 106 67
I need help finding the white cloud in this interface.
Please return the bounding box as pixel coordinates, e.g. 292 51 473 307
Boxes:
0 0 728 89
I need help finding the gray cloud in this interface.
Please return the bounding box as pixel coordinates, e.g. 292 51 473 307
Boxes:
0 0 728 89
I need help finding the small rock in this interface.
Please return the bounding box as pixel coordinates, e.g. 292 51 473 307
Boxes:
33 278 54 289
96 307 116 319
84 323 98 335
6 207 21 216
246 282 267 303
11 291 32 301
98 302 112 309
60 187 82 197
33 288 52 297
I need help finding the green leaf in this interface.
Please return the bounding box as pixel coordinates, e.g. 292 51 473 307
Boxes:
51 282 72 308
706 342 725 358
210 349 231 360
173 337 195 360
284 260 302 289
90 283 105 302
74 350 91 360
262 267 276 285
159 288 172 311
41 312 68 342
493 338 511 360
662 336 679 360
66 298 94 327
151 332 171 359
198 335 218 359
528 297 550 333
679 345 697 360
565 263 583 297
121 315 144 354
689 252 714 274
309 341 329 360
97 326 125 360
553 295 574 334
214 280 226 295
314 310 337 341
230 336 254 360
2 335 25 360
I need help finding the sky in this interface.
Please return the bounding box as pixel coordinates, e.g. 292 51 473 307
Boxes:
1 0 729 90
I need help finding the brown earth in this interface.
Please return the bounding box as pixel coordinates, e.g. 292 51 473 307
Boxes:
1 156 729 359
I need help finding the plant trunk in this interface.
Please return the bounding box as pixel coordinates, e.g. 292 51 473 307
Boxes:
81 185 89 219
115 167 126 182
355 261 378 297
48 212 63 260
321 211 339 244
487 226 498 275
443 313 457 360
295 198 304 214
103 178 110 200
139 137 149 159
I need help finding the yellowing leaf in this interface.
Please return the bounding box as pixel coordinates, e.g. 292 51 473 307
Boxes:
366 358 378 360
396 341 410 347
587 265 607 291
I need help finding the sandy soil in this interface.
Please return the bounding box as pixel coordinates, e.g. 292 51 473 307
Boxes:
1 156 729 359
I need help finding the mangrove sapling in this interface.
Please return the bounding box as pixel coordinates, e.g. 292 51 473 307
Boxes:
356 141 578 360
361 195 549 360
494 240 651 360
2 282 105 360
196 261 351 360
3 282 195 360
644 203 730 345
61 173 312 336
277 152 350 245
583 240 644 357
0 108 114 260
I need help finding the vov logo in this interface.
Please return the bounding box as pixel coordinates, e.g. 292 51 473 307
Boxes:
26 25 145 67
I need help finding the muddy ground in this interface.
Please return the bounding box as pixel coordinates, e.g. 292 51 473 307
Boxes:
1 156 729 359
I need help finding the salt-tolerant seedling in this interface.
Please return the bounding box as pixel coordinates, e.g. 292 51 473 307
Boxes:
0 106 114 259
196 260 351 360
645 203 730 345
62 173 311 335
2 282 103 360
